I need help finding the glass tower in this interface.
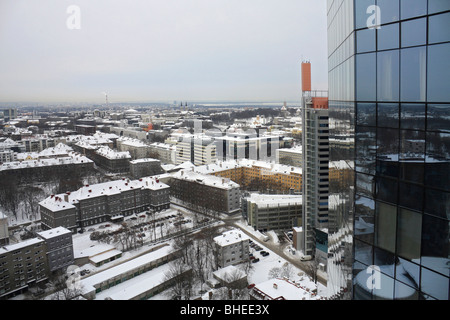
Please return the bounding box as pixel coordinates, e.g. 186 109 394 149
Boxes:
326 0 449 300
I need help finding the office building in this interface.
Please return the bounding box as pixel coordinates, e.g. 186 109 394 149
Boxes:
327 0 449 300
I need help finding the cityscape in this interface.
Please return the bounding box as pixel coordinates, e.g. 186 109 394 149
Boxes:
0 0 448 311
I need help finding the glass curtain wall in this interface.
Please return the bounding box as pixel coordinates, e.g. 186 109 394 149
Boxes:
327 0 449 300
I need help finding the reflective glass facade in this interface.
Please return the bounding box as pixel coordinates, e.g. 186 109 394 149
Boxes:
327 0 449 300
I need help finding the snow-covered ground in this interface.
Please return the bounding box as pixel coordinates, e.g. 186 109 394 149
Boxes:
8 203 327 300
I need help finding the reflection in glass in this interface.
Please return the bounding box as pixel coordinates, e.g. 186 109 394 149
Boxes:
374 247 395 277
401 46 427 102
420 268 449 300
356 53 376 101
396 208 422 261
355 195 375 243
356 126 376 174
399 129 425 161
375 176 398 203
354 238 373 266
357 103 376 126
427 43 450 102
377 103 399 128
401 18 427 48
357 29 376 53
429 12 450 44
401 0 427 19
427 105 450 133
421 214 450 276
401 104 425 130
424 189 450 220
428 0 450 14
355 0 375 29
377 23 399 51
377 50 399 101
425 132 450 191
375 201 397 253
377 0 399 24
397 257 420 289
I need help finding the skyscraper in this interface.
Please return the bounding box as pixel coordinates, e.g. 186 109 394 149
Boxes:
301 62 330 264
326 0 449 300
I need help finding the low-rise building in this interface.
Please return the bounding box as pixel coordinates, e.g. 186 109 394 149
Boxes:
214 229 250 268
0 238 48 299
169 170 241 215
39 176 170 232
129 158 164 178
36 227 74 273
244 194 302 232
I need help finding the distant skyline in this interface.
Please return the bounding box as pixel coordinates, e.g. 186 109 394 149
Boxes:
0 0 328 104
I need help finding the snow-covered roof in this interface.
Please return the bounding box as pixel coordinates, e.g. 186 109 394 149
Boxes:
95 146 131 160
172 170 240 190
0 238 44 255
251 277 319 300
214 229 249 247
37 227 72 240
246 193 302 207
39 176 169 211
193 159 302 175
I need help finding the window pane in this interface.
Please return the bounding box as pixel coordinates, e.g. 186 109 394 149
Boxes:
428 0 450 14
400 47 427 101
427 43 450 103
401 104 425 130
399 182 424 213
357 103 376 126
399 161 424 184
377 50 399 101
424 189 450 220
355 195 375 243
376 128 399 178
375 201 397 253
357 29 376 53
421 214 450 275
376 176 398 203
401 18 427 48
425 132 450 191
377 103 399 128
397 257 420 289
374 247 395 277
427 105 450 133
377 23 399 51
355 239 373 266
420 268 449 300
356 172 376 198
356 126 376 174
377 0 399 24
429 12 450 44
399 130 425 161
356 53 377 101
373 273 394 300
355 0 376 29
396 208 422 261
394 280 420 300
401 0 427 19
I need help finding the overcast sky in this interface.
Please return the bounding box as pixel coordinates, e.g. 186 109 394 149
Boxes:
0 0 328 104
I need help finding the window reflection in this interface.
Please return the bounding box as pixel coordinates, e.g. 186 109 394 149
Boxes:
401 18 427 48
401 0 427 20
356 53 377 101
356 126 376 174
378 103 399 128
377 50 399 101
428 0 450 14
427 43 450 102
377 23 399 51
401 104 425 130
424 189 450 220
425 132 450 191
357 103 376 126
396 208 422 261
421 214 450 276
420 267 449 300
355 195 375 243
377 0 399 24
401 46 427 102
429 12 450 44
375 201 397 253
427 105 450 133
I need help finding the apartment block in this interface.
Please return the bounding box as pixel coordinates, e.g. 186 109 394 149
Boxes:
214 229 250 268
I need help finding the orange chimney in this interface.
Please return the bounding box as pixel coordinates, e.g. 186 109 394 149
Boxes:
302 62 311 92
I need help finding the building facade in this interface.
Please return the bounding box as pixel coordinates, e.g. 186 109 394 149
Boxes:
214 229 250 268
327 0 449 300
39 177 171 232
301 62 330 258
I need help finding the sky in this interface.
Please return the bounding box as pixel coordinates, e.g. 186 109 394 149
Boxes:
0 0 328 104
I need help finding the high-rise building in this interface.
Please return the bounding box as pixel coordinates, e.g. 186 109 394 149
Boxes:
326 0 449 300
301 62 330 259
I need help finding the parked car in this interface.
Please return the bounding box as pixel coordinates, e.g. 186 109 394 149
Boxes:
252 258 260 263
